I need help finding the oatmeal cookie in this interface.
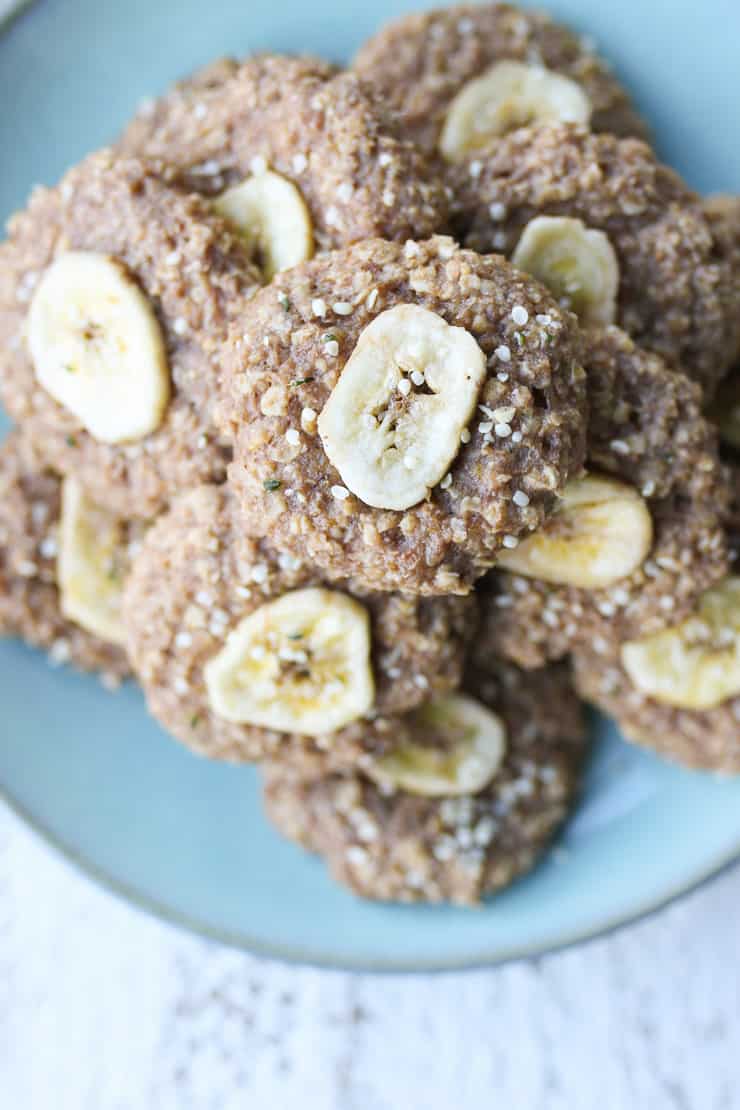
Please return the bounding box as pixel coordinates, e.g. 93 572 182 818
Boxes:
122 482 476 768
448 125 740 394
353 3 649 159
118 55 448 259
262 659 586 905
0 431 137 682
221 236 587 595
477 327 729 669
0 151 261 518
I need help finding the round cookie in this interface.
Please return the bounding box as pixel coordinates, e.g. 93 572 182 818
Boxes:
262 659 586 905
0 151 261 518
448 125 740 394
0 431 135 683
122 482 476 768
353 3 649 159
573 461 740 775
221 235 587 595
118 55 449 256
477 327 729 669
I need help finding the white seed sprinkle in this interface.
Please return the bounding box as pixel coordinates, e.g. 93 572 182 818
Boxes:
502 535 519 549
331 484 350 500
292 153 308 174
325 205 341 227
469 160 482 178
311 297 327 317
195 590 213 607
513 490 530 507
535 313 552 325
235 585 252 600
333 301 353 315
49 639 71 666
285 428 300 446
496 371 510 382
38 536 57 559
378 151 393 167
495 423 512 438
611 439 630 455
250 564 269 584
382 189 395 206
511 305 529 326
336 181 353 203
301 407 318 430
175 632 193 649
478 421 494 434
489 201 507 220
324 339 340 357
250 154 268 175
495 345 511 362
173 317 188 336
460 428 471 444
511 430 523 444
17 559 38 577
346 845 368 866
277 291 290 309
440 473 453 490
398 378 412 397
366 288 379 309
165 250 181 266
410 370 425 387
173 677 189 696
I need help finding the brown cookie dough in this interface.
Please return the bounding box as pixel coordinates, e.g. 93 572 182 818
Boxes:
0 431 132 683
262 660 586 905
477 327 729 668
0 151 261 518
123 482 476 768
221 236 587 595
703 194 740 362
353 3 649 158
448 125 740 394
573 461 740 775
118 55 448 252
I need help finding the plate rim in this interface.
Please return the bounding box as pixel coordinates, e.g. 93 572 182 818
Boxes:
3 781 739 972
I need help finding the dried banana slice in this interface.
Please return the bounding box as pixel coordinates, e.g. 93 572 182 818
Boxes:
512 216 619 325
439 60 591 162
497 474 653 589
317 304 486 511
213 169 314 281
204 587 374 735
27 251 171 444
57 477 129 646
370 693 507 797
621 576 740 710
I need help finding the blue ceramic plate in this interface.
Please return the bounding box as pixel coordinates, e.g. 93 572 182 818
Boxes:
1 0 739 971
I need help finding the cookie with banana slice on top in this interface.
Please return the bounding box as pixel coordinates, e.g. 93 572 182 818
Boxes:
0 431 145 684
122 481 477 769
261 659 587 906
220 235 587 595
447 125 740 395
572 465 740 773
117 54 449 277
477 327 730 669
0 151 262 519
353 3 649 162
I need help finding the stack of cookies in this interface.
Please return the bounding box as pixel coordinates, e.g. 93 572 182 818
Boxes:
1 4 738 905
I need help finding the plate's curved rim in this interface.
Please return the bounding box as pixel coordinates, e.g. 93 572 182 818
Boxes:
3 781 739 972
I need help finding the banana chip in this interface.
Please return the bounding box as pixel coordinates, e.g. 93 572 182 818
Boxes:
370 693 507 796
440 61 591 162
512 216 619 325
213 169 314 280
318 304 486 511
497 474 653 589
621 577 740 710
28 251 171 444
204 587 374 735
57 477 129 646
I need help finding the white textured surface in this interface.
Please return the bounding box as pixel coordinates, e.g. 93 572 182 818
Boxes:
2 799 739 1109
